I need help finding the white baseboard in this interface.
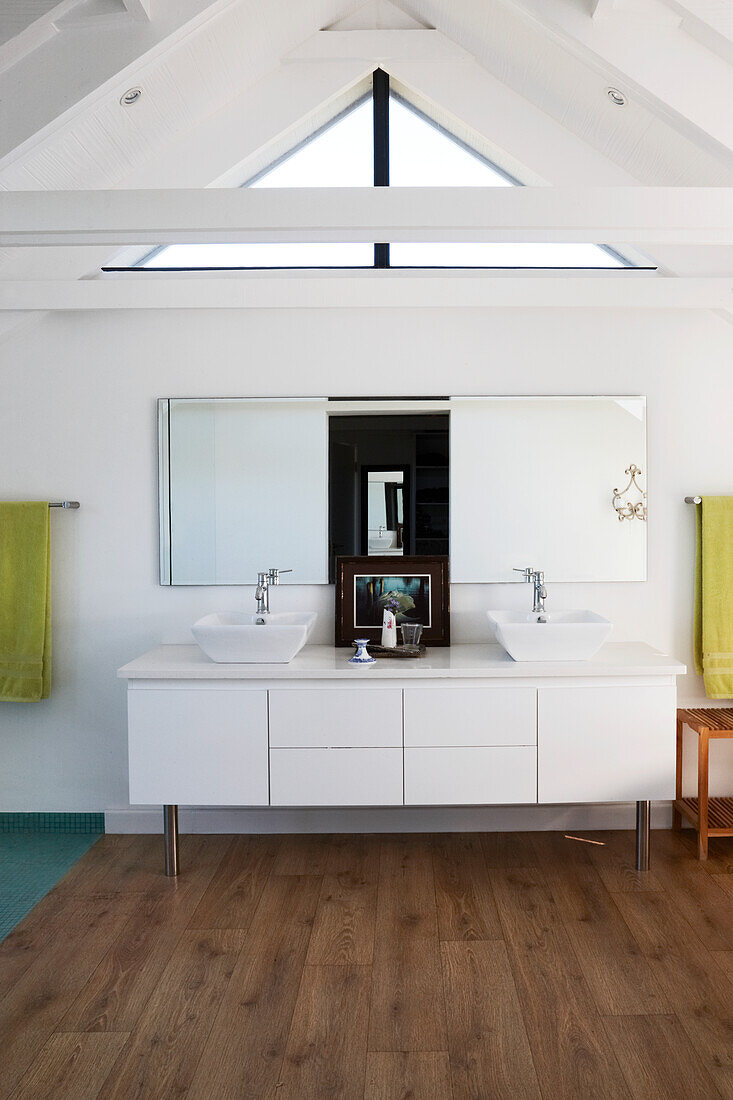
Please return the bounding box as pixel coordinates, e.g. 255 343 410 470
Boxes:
105 802 674 835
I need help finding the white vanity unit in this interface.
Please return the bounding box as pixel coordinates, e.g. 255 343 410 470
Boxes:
118 641 685 875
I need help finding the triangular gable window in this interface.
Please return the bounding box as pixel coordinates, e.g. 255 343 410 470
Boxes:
140 98 375 270
126 71 632 272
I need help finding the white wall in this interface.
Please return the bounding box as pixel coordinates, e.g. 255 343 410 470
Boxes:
2 304 733 817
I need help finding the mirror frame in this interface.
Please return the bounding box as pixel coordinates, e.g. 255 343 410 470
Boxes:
158 399 171 585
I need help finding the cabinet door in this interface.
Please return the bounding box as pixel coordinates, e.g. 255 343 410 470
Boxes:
270 748 403 806
269 687 402 748
538 685 676 804
128 687 268 805
404 687 536 747
405 746 536 805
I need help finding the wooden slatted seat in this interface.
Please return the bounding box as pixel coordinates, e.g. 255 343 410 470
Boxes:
675 708 733 859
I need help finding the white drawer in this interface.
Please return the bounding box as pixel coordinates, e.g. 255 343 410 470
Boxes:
128 687 269 806
269 748 403 806
405 746 537 805
268 687 402 748
404 687 536 748
538 685 676 803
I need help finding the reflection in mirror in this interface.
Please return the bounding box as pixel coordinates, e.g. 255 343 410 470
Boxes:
161 398 328 585
365 469 405 555
159 395 645 588
329 414 449 580
450 396 647 582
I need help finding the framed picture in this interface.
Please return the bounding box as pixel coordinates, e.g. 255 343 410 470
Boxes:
335 556 450 647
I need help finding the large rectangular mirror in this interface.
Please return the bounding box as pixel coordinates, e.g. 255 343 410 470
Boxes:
159 399 328 585
159 395 646 585
450 396 646 582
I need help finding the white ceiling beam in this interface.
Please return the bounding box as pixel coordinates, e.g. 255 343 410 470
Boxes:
122 0 153 18
326 1 428 32
285 29 469 62
665 0 733 64
2 187 733 247
56 0 154 24
0 58 373 282
591 0 617 19
0 17 57 76
0 0 224 160
0 274 727 311
498 0 733 165
670 0 733 37
591 0 681 27
54 0 136 31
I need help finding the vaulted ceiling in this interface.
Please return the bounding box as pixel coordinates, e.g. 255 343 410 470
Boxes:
2 0 733 290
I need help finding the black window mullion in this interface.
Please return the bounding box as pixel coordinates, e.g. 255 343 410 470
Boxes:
373 68 390 269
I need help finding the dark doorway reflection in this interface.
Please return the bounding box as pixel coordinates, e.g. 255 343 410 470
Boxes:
329 413 449 581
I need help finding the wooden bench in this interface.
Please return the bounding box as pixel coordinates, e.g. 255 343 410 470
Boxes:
674 707 733 859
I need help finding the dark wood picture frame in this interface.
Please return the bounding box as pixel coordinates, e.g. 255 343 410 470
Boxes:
335 555 450 647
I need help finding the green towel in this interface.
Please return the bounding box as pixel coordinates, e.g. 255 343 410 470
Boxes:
0 502 51 702
694 496 733 699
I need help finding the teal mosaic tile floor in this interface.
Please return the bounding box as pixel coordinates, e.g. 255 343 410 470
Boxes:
0 816 104 942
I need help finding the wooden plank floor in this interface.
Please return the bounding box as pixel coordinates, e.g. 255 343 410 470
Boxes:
1 829 732 1099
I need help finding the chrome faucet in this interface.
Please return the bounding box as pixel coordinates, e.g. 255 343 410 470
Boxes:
255 567 292 616
513 567 547 614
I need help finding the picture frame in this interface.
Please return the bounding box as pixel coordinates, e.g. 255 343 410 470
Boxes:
335 555 450 647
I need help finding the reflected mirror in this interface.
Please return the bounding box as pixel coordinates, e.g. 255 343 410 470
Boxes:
365 469 405 555
328 413 450 580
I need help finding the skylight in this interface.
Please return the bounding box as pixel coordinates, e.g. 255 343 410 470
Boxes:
140 99 374 270
387 95 625 268
126 71 632 273
249 98 373 188
389 95 513 187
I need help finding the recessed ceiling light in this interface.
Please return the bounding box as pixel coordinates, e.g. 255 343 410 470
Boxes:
120 87 142 106
606 87 627 107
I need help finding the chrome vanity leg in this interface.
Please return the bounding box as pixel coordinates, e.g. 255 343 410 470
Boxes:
635 800 650 871
164 804 180 876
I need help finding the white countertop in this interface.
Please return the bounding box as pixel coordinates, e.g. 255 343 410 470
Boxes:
119 642 686 681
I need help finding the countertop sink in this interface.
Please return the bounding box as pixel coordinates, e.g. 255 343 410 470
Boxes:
192 611 317 663
487 609 613 662
368 535 394 550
